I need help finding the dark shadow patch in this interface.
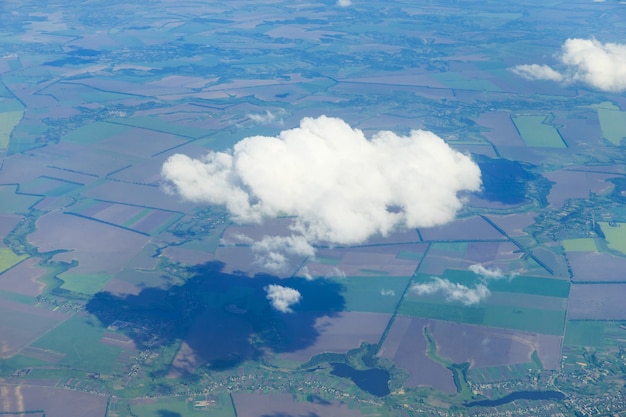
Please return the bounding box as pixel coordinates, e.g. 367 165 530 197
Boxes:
85 261 345 376
475 155 551 206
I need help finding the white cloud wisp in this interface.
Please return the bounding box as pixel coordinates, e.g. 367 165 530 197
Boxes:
265 284 302 313
513 38 626 92
162 116 481 252
411 278 490 306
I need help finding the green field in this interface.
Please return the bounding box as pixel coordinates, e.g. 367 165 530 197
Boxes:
0 186 41 213
564 321 605 347
563 238 598 252
592 102 626 145
511 115 566 148
398 300 486 325
0 110 23 148
58 273 113 295
31 314 122 374
428 269 570 298
128 394 236 417
399 298 566 335
329 275 411 314
0 247 28 273
62 121 130 145
599 222 626 255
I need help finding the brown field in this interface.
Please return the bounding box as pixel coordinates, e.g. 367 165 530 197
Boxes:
0 258 46 296
0 384 108 417
29 212 150 275
378 316 456 393
428 320 562 370
0 300 69 358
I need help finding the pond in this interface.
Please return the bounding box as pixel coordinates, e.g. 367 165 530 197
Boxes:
330 363 390 397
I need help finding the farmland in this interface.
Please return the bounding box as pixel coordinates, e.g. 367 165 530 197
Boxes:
1 0 626 415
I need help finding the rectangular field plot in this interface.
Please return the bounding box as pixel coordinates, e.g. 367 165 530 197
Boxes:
303 244 426 278
568 251 626 282
327 275 412 314
0 110 23 148
512 115 566 148
563 238 598 252
30 313 124 374
598 222 626 255
128 394 236 417
418 215 504 241
18 176 83 197
232 391 363 417
66 199 183 236
58 272 112 295
429 320 563 370
0 185 41 213
0 300 69 358
568 284 626 320
564 321 605 347
0 384 108 417
378 316 456 393
0 248 27 274
278 312 391 363
593 102 626 145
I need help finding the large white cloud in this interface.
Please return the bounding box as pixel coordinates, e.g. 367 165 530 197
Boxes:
513 38 626 92
265 284 302 313
162 116 481 251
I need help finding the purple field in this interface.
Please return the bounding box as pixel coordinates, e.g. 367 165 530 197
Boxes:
428 320 562 371
418 241 522 275
0 258 46 296
0 384 108 417
0 300 69 358
378 316 456 393
418 215 504 241
304 244 426 277
484 213 536 237
568 284 626 320
544 170 615 208
29 212 150 274
278 312 391 362
568 251 626 282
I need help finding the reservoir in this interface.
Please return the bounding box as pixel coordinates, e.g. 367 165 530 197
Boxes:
330 363 390 397
466 390 565 407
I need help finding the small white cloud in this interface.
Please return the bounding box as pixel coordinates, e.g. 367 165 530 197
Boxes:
511 64 564 82
252 235 315 272
468 263 505 280
512 38 626 92
247 110 284 125
411 278 490 305
265 284 302 313
337 0 352 6
381 289 395 296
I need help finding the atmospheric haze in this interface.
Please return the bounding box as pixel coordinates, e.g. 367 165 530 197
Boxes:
513 38 626 92
162 115 482 270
